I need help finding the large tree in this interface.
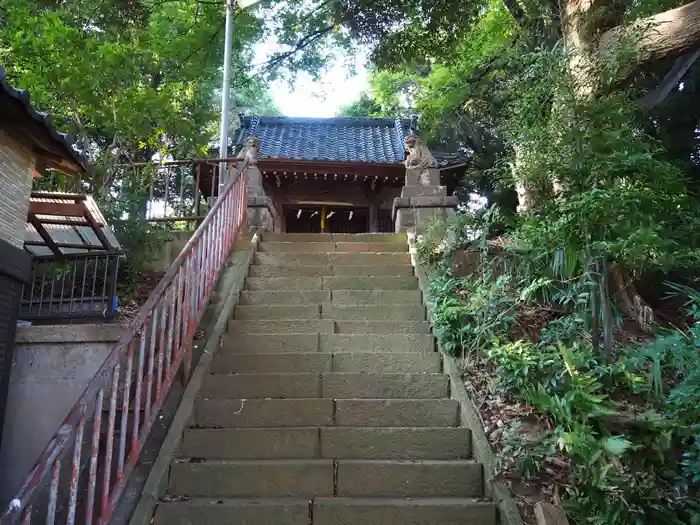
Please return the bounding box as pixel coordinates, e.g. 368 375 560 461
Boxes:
0 0 271 170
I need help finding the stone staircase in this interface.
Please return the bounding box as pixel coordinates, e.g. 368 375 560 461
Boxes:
153 233 496 524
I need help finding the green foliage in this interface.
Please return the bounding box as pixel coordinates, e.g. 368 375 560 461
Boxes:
112 219 172 289
420 218 700 523
0 0 274 293
337 92 387 117
0 0 267 162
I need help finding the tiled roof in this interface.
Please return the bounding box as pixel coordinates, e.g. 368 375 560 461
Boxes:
235 116 414 164
0 67 88 172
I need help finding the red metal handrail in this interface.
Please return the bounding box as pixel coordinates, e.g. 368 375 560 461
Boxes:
1 160 249 525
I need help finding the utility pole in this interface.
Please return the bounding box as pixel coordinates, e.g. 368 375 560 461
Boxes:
218 0 235 196
218 0 264 197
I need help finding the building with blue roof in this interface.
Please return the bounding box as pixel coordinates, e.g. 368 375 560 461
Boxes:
201 115 467 233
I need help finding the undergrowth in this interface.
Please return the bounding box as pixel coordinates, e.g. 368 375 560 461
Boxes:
418 214 700 525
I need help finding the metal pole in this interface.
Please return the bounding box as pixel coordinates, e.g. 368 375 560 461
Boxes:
218 0 235 196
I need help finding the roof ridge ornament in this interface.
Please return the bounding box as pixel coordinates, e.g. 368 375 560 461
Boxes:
249 115 261 138
404 134 438 171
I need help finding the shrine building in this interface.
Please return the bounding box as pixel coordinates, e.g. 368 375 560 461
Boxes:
208 116 467 234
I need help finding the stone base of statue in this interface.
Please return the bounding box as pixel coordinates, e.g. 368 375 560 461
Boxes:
245 164 278 233
393 168 458 233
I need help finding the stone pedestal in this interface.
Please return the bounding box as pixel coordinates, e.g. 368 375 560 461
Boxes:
393 169 458 233
245 164 278 232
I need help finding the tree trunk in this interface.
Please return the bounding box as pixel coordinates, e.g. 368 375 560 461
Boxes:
610 264 655 332
598 0 700 74
512 143 537 213
560 0 658 333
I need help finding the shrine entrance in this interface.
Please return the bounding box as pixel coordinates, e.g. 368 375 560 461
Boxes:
283 205 370 234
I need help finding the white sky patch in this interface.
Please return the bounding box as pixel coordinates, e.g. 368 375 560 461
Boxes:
252 39 369 117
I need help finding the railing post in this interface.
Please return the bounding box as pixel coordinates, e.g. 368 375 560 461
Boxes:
106 255 119 318
1 159 249 525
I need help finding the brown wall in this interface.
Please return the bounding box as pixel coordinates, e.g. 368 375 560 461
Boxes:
0 132 34 248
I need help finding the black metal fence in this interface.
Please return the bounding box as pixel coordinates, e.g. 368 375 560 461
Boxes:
19 253 122 322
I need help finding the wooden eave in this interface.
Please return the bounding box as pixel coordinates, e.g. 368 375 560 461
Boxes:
257 158 405 178
0 96 86 177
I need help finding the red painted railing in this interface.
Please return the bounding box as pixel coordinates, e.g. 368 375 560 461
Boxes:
1 160 248 525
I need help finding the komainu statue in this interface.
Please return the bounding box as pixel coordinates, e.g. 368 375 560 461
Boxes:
404 134 438 171
236 136 260 165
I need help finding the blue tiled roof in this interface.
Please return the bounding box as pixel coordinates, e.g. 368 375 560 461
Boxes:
0 67 88 171
235 116 414 164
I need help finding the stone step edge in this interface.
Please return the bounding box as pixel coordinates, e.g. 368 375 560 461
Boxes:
182 425 463 431
171 458 479 466
157 496 492 505
235 303 424 307
229 320 429 325
153 497 497 525
260 250 411 255
243 286 420 292
200 370 446 374
221 333 434 338
234 304 425 310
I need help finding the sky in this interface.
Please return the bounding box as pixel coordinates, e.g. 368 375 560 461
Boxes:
253 40 369 117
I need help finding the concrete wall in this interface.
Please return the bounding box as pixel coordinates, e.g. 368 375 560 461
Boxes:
145 230 195 273
0 323 124 502
0 132 35 247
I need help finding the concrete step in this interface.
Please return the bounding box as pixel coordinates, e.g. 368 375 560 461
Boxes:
244 276 418 291
239 290 331 305
212 352 440 374
330 353 440 373
313 498 497 525
319 334 434 353
193 398 459 428
199 373 320 399
335 399 460 427
320 427 471 460
194 398 334 428
199 373 448 399
233 304 321 319
168 458 481 499
324 276 417 290
334 321 431 334
221 333 320 353
259 242 408 253
180 427 471 460
255 252 411 266
239 290 422 306
336 460 483 497
322 373 448 399
169 459 334 498
263 233 407 243
154 498 497 525
211 352 332 373
181 427 320 459
232 304 425 321
238 289 422 305
248 264 415 277
322 304 425 321
330 289 422 304
154 498 310 525
227 320 432 334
